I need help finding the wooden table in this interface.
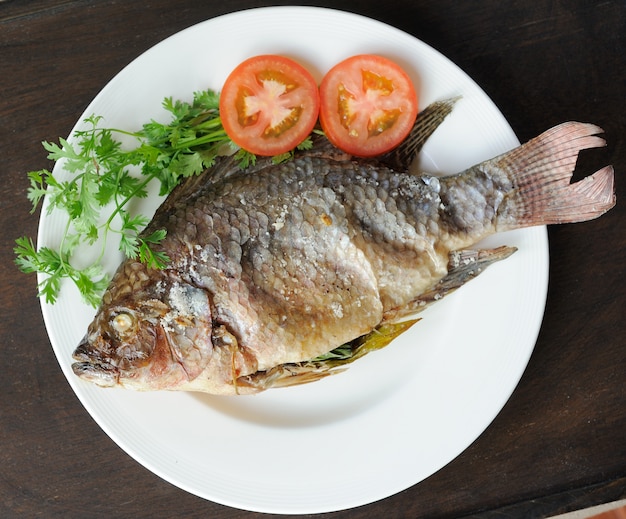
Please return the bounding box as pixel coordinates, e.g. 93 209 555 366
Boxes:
1 1 624 517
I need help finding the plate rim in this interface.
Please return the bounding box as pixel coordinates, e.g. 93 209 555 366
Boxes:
37 5 549 514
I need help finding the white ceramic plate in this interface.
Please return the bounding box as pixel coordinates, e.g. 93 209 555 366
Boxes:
39 6 548 514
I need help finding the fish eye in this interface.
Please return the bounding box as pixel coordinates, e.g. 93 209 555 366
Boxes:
111 312 134 335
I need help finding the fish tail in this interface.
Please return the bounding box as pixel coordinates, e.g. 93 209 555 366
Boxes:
495 122 615 229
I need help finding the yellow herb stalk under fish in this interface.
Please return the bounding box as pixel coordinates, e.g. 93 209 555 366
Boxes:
72 99 615 394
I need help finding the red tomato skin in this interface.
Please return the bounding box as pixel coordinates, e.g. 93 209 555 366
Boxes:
319 54 418 157
219 55 320 156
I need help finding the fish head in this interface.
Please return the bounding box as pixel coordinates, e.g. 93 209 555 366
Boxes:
71 262 213 390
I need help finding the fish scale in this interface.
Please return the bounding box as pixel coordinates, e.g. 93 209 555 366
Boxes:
71 100 615 394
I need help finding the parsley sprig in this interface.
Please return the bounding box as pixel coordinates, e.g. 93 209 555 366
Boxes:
15 89 269 306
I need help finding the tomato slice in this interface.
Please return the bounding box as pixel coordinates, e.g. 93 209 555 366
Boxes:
319 55 418 157
219 55 320 156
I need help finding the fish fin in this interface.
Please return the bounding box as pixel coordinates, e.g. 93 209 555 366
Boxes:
155 154 241 214
302 132 355 162
380 96 461 170
384 246 517 321
235 320 418 390
236 365 342 390
493 122 615 229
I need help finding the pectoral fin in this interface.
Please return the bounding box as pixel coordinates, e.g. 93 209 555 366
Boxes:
384 245 517 321
235 320 419 390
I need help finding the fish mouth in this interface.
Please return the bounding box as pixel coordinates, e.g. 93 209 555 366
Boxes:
71 337 119 388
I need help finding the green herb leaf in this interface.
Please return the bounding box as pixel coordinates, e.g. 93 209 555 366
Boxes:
26 170 50 212
138 229 169 270
16 87 311 306
14 236 109 305
14 236 41 274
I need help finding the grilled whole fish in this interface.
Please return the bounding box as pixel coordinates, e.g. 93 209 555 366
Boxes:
72 100 615 394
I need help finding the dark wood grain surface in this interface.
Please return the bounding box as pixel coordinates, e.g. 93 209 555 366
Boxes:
1 1 624 517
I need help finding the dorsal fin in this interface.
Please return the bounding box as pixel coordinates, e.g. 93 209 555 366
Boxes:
152 153 245 220
161 97 460 214
380 96 461 170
